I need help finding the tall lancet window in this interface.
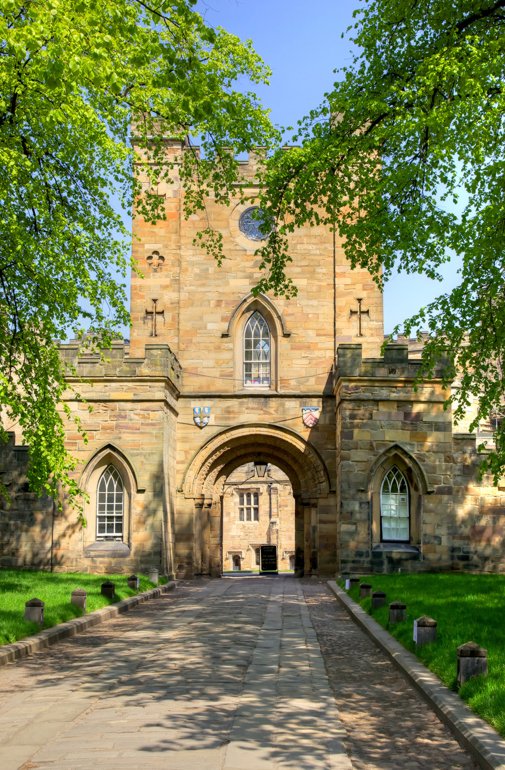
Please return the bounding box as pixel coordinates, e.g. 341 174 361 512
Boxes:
380 466 409 542
96 465 124 540
244 311 271 387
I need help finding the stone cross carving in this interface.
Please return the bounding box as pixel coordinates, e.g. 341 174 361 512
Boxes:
146 250 165 272
145 298 164 337
350 297 370 337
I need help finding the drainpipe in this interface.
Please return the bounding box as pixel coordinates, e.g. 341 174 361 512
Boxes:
267 482 272 545
50 497 56 572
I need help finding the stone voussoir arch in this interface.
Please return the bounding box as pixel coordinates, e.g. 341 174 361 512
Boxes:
182 423 330 500
223 292 291 338
80 442 144 494
367 443 432 495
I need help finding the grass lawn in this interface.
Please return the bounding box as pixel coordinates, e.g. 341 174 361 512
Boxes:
0 569 164 646
341 573 505 737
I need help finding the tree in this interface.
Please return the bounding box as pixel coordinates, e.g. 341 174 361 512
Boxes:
257 0 505 478
0 0 277 503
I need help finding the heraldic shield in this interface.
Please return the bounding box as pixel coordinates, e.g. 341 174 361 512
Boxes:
193 406 211 428
302 406 320 428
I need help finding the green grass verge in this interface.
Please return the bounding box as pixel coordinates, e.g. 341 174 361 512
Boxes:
0 569 166 646
340 573 505 737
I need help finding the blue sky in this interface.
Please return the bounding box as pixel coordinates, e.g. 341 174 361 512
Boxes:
199 0 359 132
195 0 461 335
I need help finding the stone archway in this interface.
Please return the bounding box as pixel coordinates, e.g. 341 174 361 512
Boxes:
179 424 333 577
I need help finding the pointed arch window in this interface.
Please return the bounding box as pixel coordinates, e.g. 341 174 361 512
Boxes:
380 466 409 542
244 311 271 387
96 465 124 540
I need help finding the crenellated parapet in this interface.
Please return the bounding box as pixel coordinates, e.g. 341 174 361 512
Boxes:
60 340 182 388
334 342 449 384
131 134 281 188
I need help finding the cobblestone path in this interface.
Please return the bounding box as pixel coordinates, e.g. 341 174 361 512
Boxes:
303 581 478 770
0 577 478 770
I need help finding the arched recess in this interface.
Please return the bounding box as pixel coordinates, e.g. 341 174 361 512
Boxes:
80 444 140 556
181 423 332 577
223 293 290 392
182 423 330 502
368 444 431 546
223 292 291 339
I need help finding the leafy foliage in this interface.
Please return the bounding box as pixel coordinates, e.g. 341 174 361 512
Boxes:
0 0 277 502
259 0 505 477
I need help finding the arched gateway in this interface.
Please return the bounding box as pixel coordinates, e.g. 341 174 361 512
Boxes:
179 424 333 577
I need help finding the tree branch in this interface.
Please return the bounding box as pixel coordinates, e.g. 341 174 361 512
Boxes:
456 0 505 33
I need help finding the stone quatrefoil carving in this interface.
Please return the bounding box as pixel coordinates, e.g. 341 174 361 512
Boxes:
146 250 165 272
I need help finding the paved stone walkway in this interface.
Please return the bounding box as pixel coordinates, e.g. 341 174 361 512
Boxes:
0 577 477 770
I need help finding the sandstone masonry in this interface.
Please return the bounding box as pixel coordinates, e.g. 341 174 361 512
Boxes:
1 142 504 576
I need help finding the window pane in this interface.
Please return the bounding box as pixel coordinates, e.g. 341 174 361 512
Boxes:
238 490 259 522
243 311 270 386
96 466 124 540
380 466 409 542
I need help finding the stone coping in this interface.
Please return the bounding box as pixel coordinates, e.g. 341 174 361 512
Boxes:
0 581 176 667
328 580 505 770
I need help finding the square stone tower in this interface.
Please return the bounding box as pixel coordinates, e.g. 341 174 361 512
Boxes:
130 140 385 577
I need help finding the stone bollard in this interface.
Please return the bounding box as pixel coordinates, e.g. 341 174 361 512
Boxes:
147 568 159 585
24 598 45 625
389 601 407 624
457 642 488 686
413 616 437 645
371 591 386 609
101 581 115 599
349 578 360 590
359 582 372 598
71 589 87 612
127 574 140 590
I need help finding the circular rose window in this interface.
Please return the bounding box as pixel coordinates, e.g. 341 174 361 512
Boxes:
238 207 272 241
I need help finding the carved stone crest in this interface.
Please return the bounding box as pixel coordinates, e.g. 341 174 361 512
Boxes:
302 407 320 428
193 406 211 428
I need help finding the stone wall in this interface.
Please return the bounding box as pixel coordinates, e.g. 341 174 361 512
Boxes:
130 143 385 374
335 343 505 574
58 341 181 574
451 435 505 572
0 341 181 575
0 434 54 569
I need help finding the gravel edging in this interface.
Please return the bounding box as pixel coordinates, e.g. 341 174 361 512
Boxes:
327 580 505 770
0 581 176 667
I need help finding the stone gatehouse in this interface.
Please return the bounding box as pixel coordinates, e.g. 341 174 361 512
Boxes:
1 141 504 576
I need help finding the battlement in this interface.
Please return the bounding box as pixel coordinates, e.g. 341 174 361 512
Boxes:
334 343 448 381
60 340 182 385
393 332 431 360
131 135 292 186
